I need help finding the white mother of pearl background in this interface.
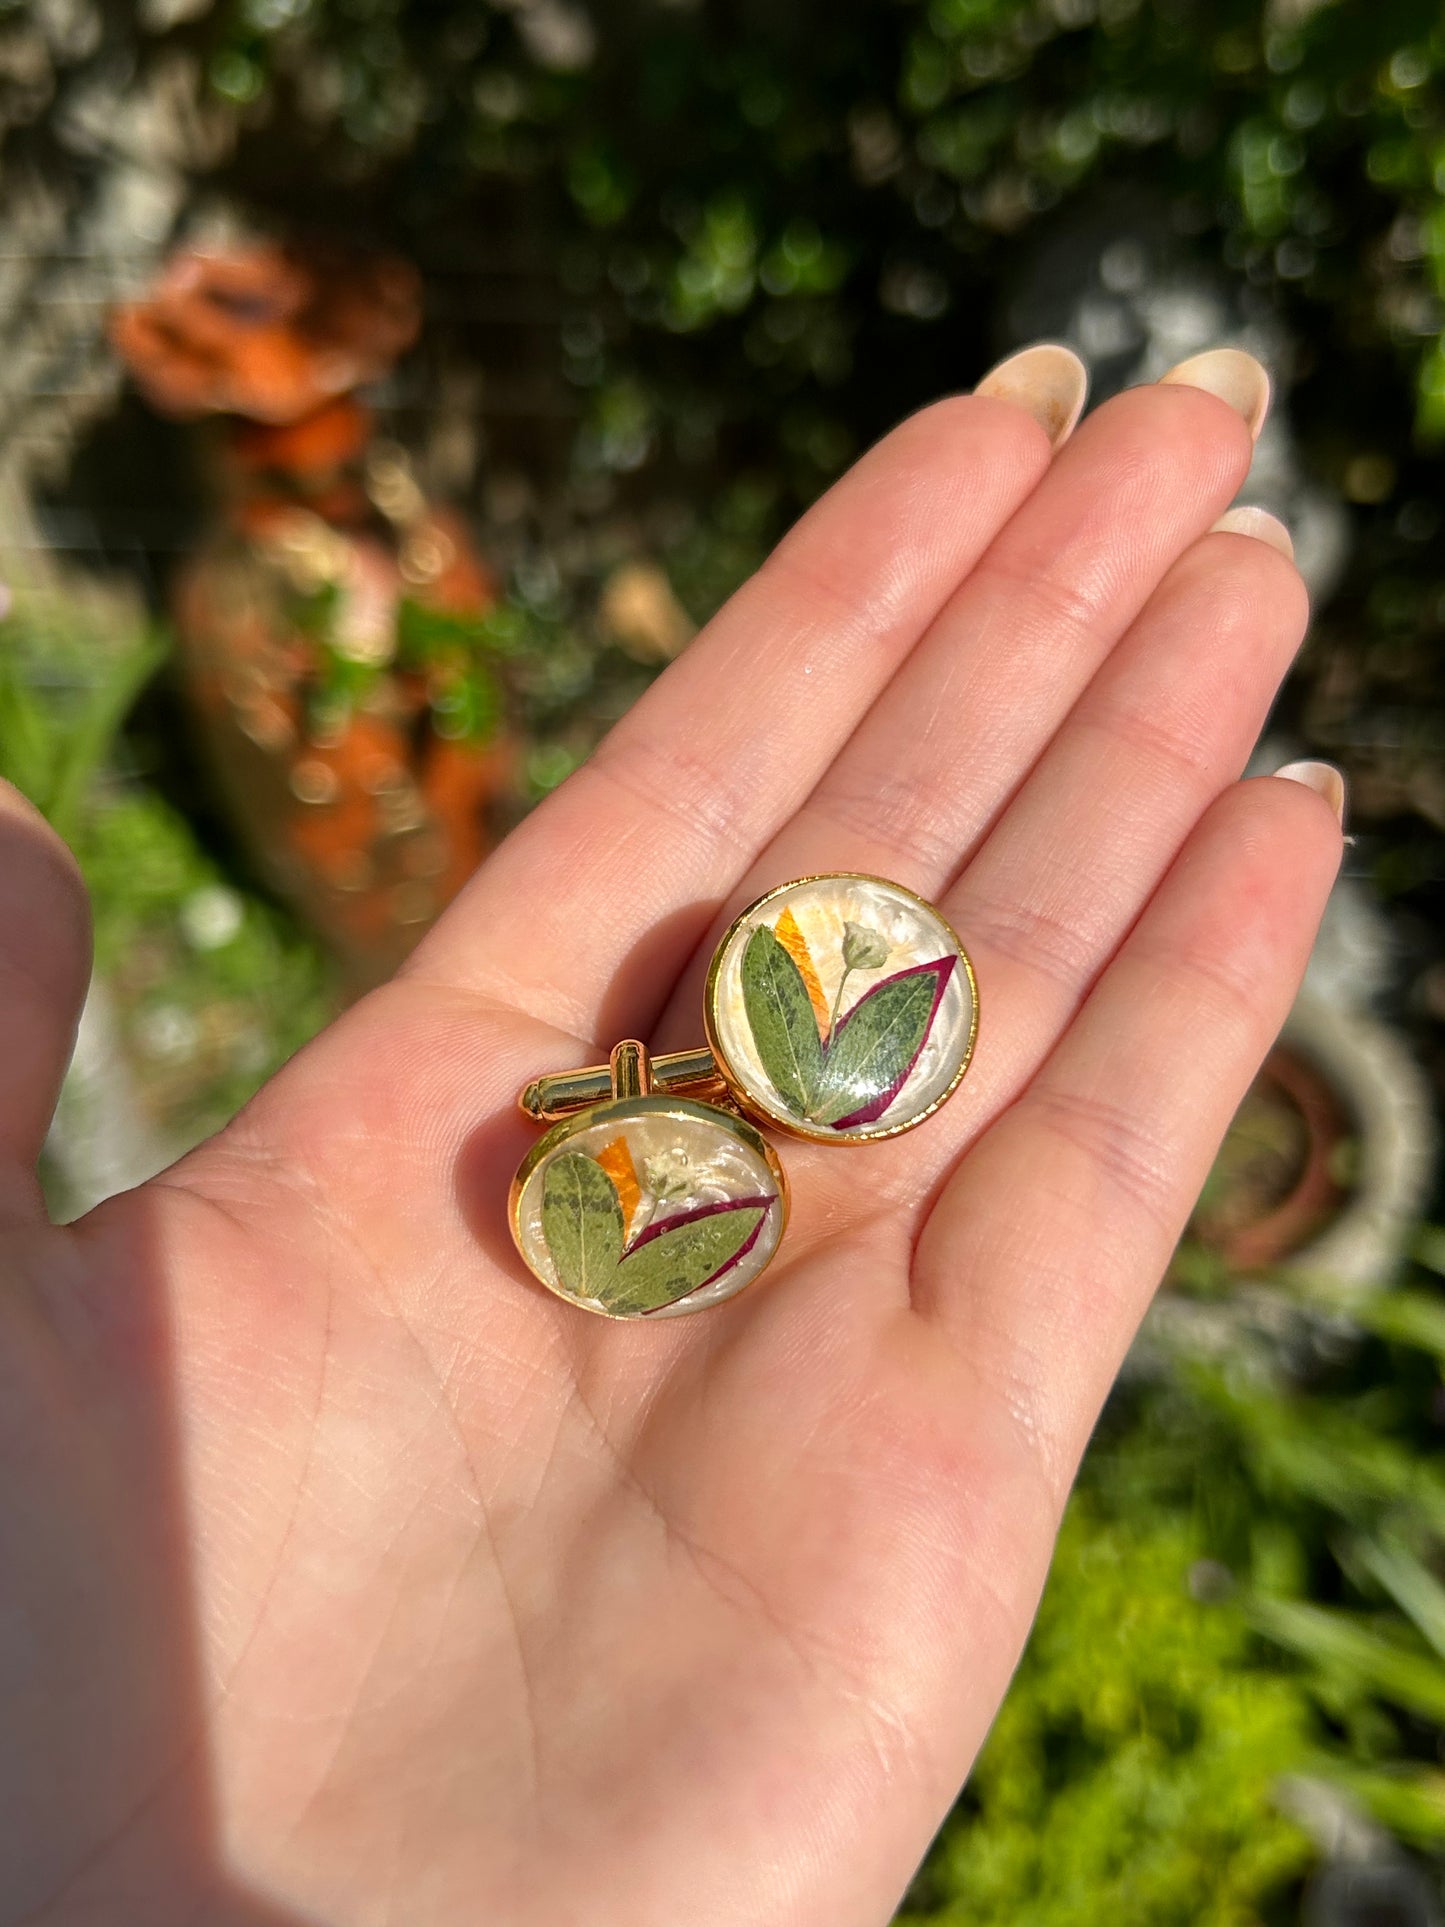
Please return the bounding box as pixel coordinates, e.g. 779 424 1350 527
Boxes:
710 875 975 1141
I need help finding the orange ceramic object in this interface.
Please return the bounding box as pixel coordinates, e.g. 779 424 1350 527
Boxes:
114 240 512 986
111 243 420 425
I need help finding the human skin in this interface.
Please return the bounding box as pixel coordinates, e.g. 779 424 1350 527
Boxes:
0 345 1341 1927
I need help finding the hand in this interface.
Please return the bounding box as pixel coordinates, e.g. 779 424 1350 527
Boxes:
0 347 1342 1927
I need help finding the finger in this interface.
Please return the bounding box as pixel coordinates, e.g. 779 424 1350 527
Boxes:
647 355 1269 1052
0 784 92 1207
973 340 1089 450
406 379 1065 1037
712 355 1269 908
713 514 1305 1255
915 769 1343 1497
896 516 1306 1182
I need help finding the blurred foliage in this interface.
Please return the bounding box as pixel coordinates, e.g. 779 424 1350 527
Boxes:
9 0 1445 1906
78 779 333 1141
210 0 1445 450
903 1250 1445 1919
1101 1265 1445 1841
0 615 165 849
0 603 332 1148
899 1496 1316 1923
194 0 1445 1041
12 2 1443 896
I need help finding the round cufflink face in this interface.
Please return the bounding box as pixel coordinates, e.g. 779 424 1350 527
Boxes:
509 1096 788 1319
704 873 978 1144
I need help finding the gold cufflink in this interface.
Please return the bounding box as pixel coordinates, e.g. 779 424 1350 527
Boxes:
510 1041 789 1321
702 872 978 1141
510 873 978 1319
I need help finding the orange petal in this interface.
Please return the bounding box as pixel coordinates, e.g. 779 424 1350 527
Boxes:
775 906 830 1037
595 1135 641 1239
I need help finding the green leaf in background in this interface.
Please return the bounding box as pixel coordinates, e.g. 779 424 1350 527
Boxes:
0 620 166 848
1190 1366 1445 1542
286 578 342 643
541 1151 625 1301
0 659 52 807
741 924 824 1116
814 961 945 1126
1312 1758 1445 1850
429 664 502 742
608 1201 768 1314
1248 1595 1445 1726
394 597 489 664
1358 1281 1445 1360
316 643 382 713
1350 1535 1445 1663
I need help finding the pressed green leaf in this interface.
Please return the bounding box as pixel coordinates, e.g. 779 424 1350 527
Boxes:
541 1151 625 1301
814 959 946 1126
606 1202 768 1314
741 924 824 1116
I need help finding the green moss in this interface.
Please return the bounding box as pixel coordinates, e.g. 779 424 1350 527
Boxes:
900 1499 1314 1924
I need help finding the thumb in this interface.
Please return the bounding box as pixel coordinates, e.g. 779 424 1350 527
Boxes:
0 782 92 1219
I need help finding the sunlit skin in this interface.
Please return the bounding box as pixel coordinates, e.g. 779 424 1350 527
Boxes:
0 367 1340 1927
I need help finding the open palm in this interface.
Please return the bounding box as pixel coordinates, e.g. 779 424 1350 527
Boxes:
1 350 1342 1927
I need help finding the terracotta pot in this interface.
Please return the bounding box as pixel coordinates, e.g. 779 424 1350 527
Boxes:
1191 1041 1352 1270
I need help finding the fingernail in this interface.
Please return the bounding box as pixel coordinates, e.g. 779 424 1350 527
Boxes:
975 343 1088 451
1274 759 1346 826
1209 506 1294 559
1158 348 1271 441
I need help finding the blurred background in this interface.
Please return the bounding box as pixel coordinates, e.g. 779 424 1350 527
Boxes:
2 0 1444 1917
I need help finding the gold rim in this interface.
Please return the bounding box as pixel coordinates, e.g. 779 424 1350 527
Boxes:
508 1095 790 1320
702 871 979 1145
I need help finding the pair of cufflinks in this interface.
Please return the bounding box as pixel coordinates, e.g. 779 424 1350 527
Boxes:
508 873 979 1322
